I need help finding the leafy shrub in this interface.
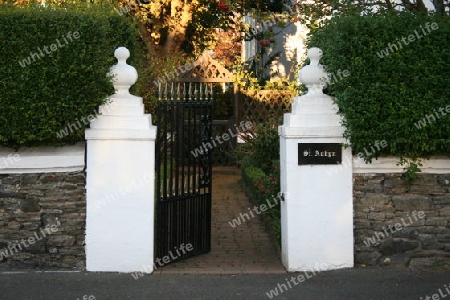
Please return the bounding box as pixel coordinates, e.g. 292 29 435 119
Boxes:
306 12 450 165
235 117 281 174
213 86 234 119
241 166 268 200
0 4 142 147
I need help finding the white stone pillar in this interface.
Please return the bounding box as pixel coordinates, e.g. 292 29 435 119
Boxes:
279 47 353 272
85 47 157 273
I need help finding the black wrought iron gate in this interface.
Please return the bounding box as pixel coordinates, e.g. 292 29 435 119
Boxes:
155 83 213 265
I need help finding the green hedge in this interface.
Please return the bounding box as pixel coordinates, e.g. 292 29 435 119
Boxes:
0 5 141 147
306 12 450 164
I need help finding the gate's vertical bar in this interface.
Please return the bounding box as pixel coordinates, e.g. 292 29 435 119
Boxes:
185 84 192 194
192 83 198 193
188 84 193 248
179 83 185 196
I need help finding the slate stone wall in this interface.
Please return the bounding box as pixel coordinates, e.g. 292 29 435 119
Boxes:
1 169 449 270
354 173 450 267
0 172 86 270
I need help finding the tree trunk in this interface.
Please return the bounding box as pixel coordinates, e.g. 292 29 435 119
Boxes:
161 0 193 54
432 0 445 14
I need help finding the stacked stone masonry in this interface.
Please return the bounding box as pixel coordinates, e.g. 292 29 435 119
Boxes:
1 170 450 270
354 173 450 267
0 172 86 270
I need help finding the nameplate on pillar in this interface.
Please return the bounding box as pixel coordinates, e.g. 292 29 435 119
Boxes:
298 143 342 165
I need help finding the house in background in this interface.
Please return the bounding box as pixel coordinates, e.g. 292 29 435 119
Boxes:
241 13 308 84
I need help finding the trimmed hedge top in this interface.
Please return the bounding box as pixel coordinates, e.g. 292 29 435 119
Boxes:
0 5 141 147
306 12 450 163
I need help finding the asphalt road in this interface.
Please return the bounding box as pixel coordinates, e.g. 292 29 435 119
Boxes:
0 267 449 300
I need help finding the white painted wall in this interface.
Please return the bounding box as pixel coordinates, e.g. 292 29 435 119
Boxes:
353 156 450 174
85 47 156 273
0 143 85 174
241 14 257 63
269 22 304 81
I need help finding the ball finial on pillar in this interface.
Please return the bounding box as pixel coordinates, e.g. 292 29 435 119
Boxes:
109 47 138 95
299 47 328 96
